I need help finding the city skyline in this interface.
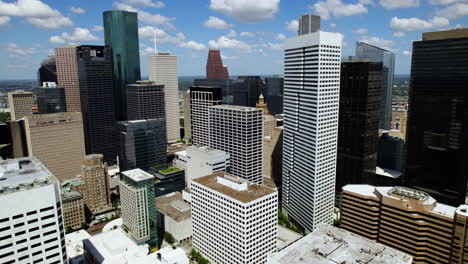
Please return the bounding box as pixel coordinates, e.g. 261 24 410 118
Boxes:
2 0 468 80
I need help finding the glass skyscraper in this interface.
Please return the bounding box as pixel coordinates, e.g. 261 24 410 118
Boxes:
356 42 395 130
103 10 141 121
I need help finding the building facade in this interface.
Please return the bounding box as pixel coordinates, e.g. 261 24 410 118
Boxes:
264 77 284 115
208 105 263 184
405 29 468 206
80 154 112 215
7 90 33 120
183 91 191 141
378 132 405 171
355 42 395 130
61 191 86 230
118 119 167 172
282 31 342 232
148 52 180 143
298 14 321 35
336 61 382 194
120 169 158 247
103 10 141 121
190 86 222 146
206 49 229 79
37 56 57 85
126 81 165 121
0 158 67 264
191 172 278 264
36 82 67 114
23 112 86 181
55 45 80 112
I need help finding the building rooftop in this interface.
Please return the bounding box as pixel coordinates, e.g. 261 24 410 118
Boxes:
210 104 261 112
66 229 91 262
193 172 276 203
122 168 154 182
187 145 227 156
61 191 83 203
0 157 56 195
268 224 413 264
155 192 191 222
159 167 182 175
376 166 402 178
277 225 303 251
422 28 468 41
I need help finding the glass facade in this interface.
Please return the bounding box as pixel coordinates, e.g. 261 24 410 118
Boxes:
264 77 284 115
356 42 395 130
103 10 141 121
36 86 67 114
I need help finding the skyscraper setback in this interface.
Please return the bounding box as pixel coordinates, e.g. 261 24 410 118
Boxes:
298 14 321 35
103 10 141 121
206 49 229 79
126 81 165 121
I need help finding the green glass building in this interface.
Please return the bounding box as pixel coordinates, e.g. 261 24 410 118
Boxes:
103 10 141 121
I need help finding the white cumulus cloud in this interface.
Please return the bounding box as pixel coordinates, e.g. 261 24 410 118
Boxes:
7 43 36 56
225 29 237 38
49 27 99 44
390 16 450 32
125 0 164 8
26 16 73 29
210 0 280 23
208 36 252 52
0 15 10 25
70 7 85 14
240 31 255 37
92 25 103 32
436 3 468 19
353 28 368 34
221 54 240 60
380 0 419 9
113 2 175 30
393 31 405 37
204 16 232 29
139 26 206 51
180 41 207 51
286 19 298 32
429 0 461 5
311 0 367 20
402 50 412 56
359 36 395 51
275 33 286 40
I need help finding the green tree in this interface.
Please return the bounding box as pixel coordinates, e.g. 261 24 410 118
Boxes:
0 112 9 123
164 232 175 245
65 226 73 234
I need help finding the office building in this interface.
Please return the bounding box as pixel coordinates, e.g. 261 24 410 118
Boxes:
126 81 165 121
80 154 112 215
191 172 278 264
264 77 284 115
356 42 395 130
336 61 382 194
405 29 468 206
36 82 67 114
7 90 33 120
298 14 321 35
206 49 229 79
153 167 185 197
55 45 80 112
377 132 405 171
341 185 468 264
61 191 86 230
263 125 283 192
155 192 192 244
173 145 230 188
77 45 119 164
267 223 412 264
194 78 235 104
9 119 28 158
65 229 91 264
233 76 265 107
23 112 86 181
103 10 141 121
37 56 57 85
0 157 67 264
120 169 158 247
208 105 263 184
148 52 180 142
190 86 222 146
183 91 191 141
282 31 342 232
118 119 167 172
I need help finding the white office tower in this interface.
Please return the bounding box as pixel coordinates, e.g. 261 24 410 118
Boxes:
298 14 321 35
191 172 278 264
173 145 230 188
190 87 222 146
148 52 180 142
282 31 342 233
208 105 263 184
0 157 67 264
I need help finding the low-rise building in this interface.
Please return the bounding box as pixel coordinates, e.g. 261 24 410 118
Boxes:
152 167 185 197
66 229 92 264
155 192 192 244
267 224 413 264
61 190 86 230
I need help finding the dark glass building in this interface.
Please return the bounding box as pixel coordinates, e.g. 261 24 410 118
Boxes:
234 76 264 107
37 56 57 85
405 29 468 206
264 77 284 115
151 168 185 197
356 42 395 130
36 83 67 114
103 10 141 121
193 78 235 104
336 61 382 194
118 119 167 172
126 81 165 121
378 132 405 171
77 45 119 164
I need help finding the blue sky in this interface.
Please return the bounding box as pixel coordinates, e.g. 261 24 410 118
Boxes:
0 0 467 79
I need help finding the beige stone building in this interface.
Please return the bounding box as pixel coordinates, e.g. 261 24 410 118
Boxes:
8 90 33 120
80 154 112 214
55 45 80 112
389 110 407 140
61 191 86 230
341 185 468 264
23 112 86 181
183 91 191 141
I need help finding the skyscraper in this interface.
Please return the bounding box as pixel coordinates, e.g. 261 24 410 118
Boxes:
148 52 180 142
356 42 395 130
103 10 141 121
126 81 165 121
0 157 67 264
118 119 167 172
77 45 119 164
283 31 342 232
208 105 263 184
37 56 57 85
36 82 67 114
206 49 229 79
405 29 468 206
190 86 222 146
120 169 158 247
234 76 265 107
55 45 80 112
183 91 191 141
298 14 321 35
336 61 382 194
7 90 33 120
80 154 112 215
264 77 284 115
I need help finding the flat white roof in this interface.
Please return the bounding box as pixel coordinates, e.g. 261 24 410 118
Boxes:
376 167 402 178
210 104 260 112
122 168 154 182
0 157 56 193
343 184 377 198
66 230 91 260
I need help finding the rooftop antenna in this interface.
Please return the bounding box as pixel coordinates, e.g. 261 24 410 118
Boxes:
153 34 158 54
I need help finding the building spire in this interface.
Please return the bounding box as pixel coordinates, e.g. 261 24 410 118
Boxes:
256 93 269 115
